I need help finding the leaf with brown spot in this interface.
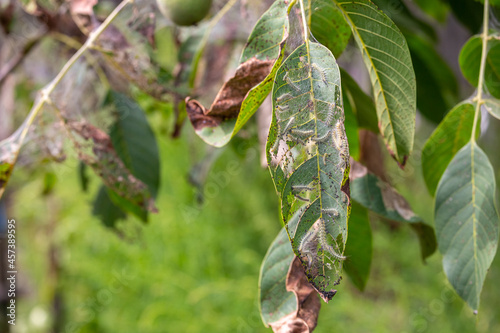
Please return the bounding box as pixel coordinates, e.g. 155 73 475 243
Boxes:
259 209 321 333
67 120 157 215
270 258 321 333
186 0 293 147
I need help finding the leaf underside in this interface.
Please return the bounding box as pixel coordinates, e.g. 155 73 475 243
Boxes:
336 0 416 165
267 41 350 302
435 142 499 311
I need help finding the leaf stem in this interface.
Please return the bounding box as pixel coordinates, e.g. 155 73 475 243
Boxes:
471 0 489 141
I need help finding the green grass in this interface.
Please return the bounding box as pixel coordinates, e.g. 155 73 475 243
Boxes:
8 123 500 333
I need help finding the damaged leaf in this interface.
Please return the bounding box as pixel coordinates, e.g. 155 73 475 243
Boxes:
350 160 436 261
67 120 156 215
267 41 350 302
260 208 321 332
186 0 292 147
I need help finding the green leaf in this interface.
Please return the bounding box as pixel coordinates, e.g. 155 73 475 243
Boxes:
267 41 350 302
343 201 372 291
187 0 292 147
107 91 161 221
343 89 360 160
484 98 500 119
406 33 459 123
350 161 437 261
335 0 416 165
459 35 500 99
259 211 301 326
304 0 351 57
421 103 476 196
435 142 499 311
340 68 378 133
92 186 127 228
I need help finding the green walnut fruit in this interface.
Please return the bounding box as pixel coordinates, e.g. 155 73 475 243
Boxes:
156 0 212 26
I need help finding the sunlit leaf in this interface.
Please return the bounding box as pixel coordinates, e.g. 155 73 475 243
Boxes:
267 41 350 302
335 0 416 165
435 142 499 311
350 160 437 261
421 103 475 196
186 0 292 147
459 35 500 99
343 201 372 291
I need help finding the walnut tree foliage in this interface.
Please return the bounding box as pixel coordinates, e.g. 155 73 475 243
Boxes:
0 0 499 330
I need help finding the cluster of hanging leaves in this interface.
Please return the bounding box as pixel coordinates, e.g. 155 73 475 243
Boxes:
182 0 419 328
421 2 500 312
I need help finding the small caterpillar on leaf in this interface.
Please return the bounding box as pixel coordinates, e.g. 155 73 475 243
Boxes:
276 93 293 103
290 129 314 137
318 218 346 261
312 129 331 143
284 72 300 92
292 185 313 191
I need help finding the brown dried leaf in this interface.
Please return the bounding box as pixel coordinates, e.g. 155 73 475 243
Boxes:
269 257 321 333
186 57 274 130
68 120 156 213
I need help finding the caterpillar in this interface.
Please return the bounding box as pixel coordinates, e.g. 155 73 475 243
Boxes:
311 63 328 84
292 185 313 191
294 194 310 202
282 116 295 134
322 153 328 165
325 102 335 125
332 122 348 155
311 130 331 143
318 218 346 261
276 93 293 103
298 228 318 268
276 104 290 112
290 129 314 137
284 72 300 92
322 208 339 217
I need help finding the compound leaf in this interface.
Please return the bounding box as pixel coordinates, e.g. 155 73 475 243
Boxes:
435 142 499 311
